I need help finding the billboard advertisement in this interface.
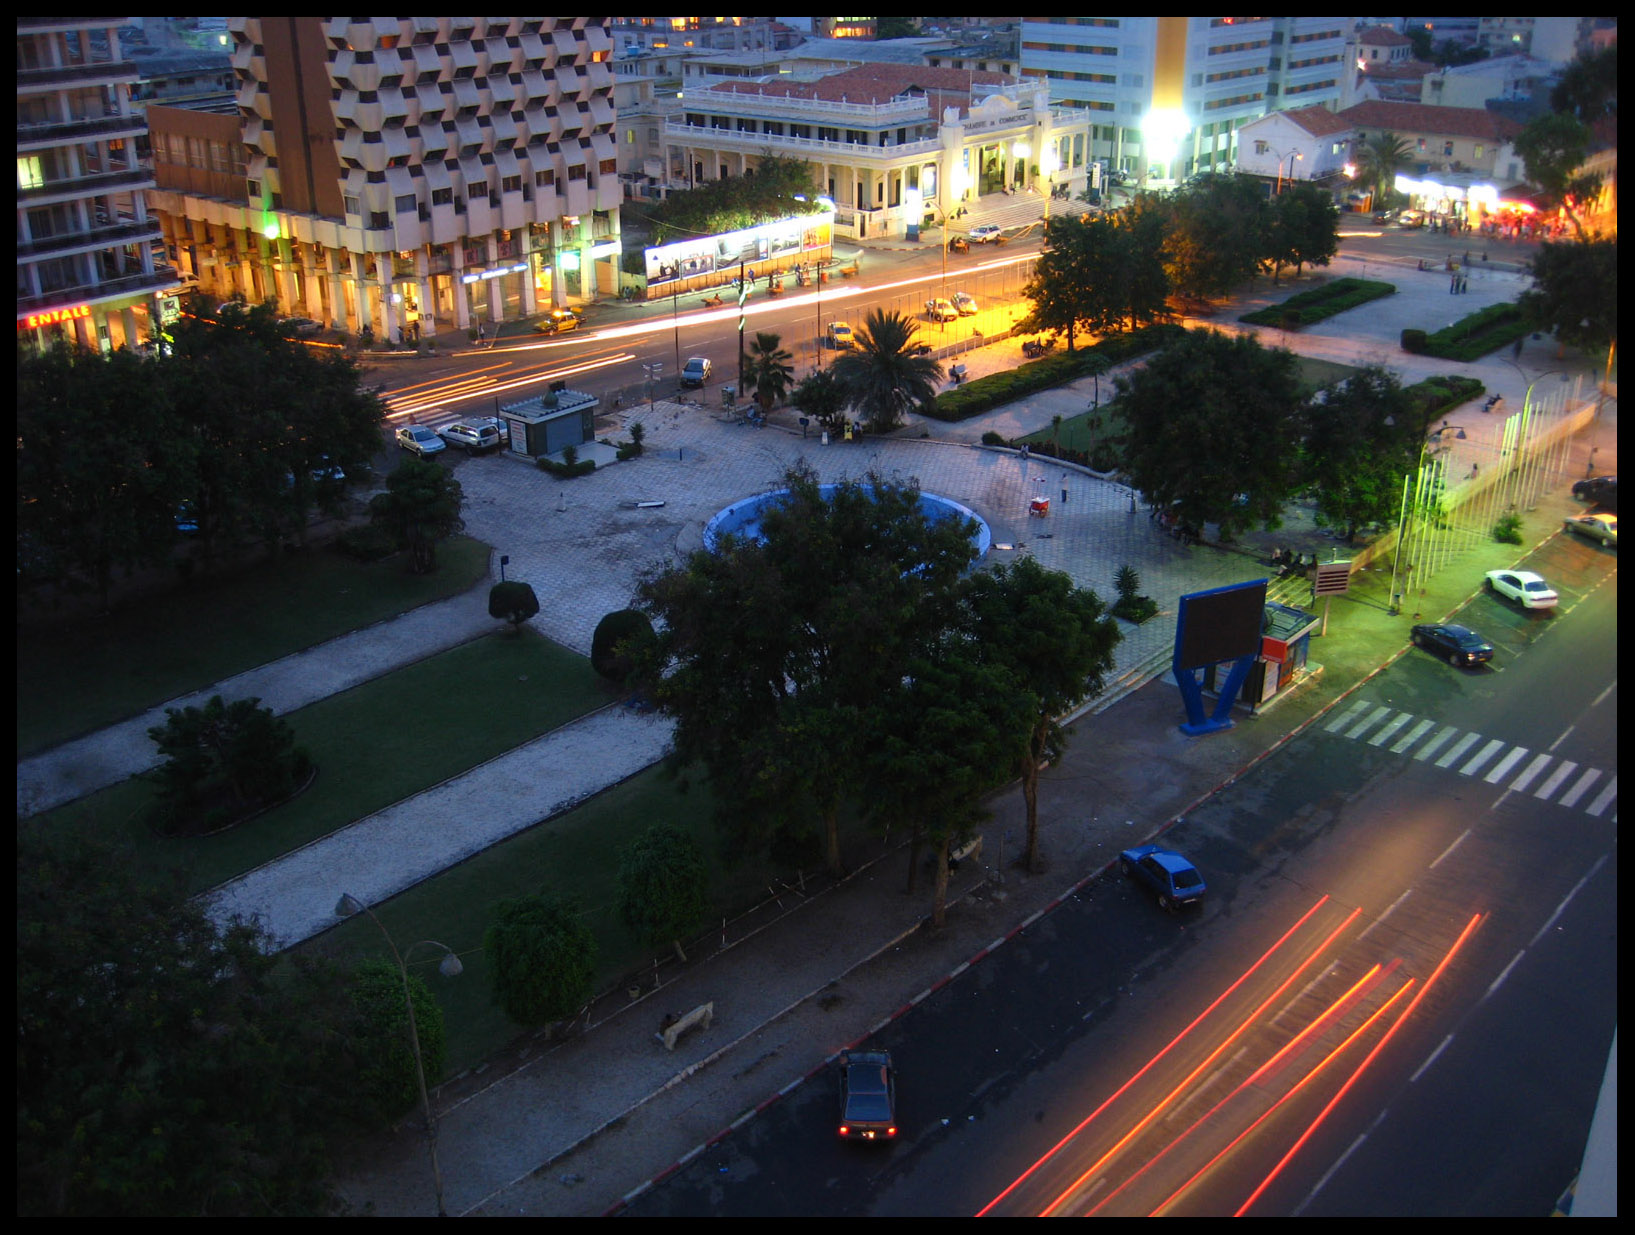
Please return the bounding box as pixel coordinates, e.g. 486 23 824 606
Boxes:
644 211 833 285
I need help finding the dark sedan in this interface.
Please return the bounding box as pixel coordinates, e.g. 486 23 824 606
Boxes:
1411 622 1495 668
837 1049 897 1141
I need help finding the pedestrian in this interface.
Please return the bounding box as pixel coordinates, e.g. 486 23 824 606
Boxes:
1461 275 1468 294
1512 337 1524 361
1450 275 1458 295
1020 442 1030 463
1061 473 1069 505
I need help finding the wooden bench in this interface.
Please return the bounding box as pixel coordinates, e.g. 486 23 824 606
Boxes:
655 1001 714 1051
839 264 860 278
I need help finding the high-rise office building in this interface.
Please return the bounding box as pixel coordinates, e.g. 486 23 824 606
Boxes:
1020 16 1350 184
147 17 620 342
17 18 181 353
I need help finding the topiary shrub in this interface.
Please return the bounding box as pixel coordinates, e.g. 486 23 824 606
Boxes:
591 608 655 684
1493 512 1524 545
333 524 398 562
484 893 598 1026
145 695 313 835
347 958 447 1124
1401 328 1428 354
489 580 540 632
981 430 1009 446
618 823 710 950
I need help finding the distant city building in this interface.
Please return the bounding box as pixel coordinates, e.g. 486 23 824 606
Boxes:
146 17 620 344
1019 16 1350 183
17 17 183 353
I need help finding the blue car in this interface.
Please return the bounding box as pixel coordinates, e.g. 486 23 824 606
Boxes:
1120 844 1206 912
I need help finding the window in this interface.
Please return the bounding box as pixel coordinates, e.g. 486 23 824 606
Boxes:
369 211 389 229
343 195 360 216
432 187 453 205
395 193 416 214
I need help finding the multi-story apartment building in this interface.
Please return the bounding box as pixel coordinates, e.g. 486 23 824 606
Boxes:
146 17 620 344
1019 16 1350 183
664 63 1092 240
17 18 183 353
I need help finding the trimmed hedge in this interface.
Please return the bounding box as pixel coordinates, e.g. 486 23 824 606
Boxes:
924 324 1184 423
1419 302 1530 361
1239 278 1396 329
1404 373 1486 420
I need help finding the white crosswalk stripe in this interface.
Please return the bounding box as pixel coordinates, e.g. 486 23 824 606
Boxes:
1483 746 1530 785
1586 777 1618 817
1534 760 1579 801
1436 732 1482 769
1459 738 1506 777
1318 702 1615 819
1557 767 1602 809
1415 725 1460 762
1390 717 1436 754
1369 711 1414 747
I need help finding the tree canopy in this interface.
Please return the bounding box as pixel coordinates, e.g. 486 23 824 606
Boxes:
1354 132 1412 209
1519 238 1618 356
1514 112 1603 241
645 154 823 245
369 456 465 574
1301 366 1428 542
1116 329 1305 538
17 834 367 1215
483 893 598 1025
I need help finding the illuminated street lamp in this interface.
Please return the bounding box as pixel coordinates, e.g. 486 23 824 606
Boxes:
1275 149 1303 195
334 893 463 1217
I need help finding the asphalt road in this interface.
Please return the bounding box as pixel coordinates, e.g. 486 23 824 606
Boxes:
621 530 1616 1217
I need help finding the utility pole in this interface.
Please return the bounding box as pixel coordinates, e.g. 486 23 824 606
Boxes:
737 259 747 393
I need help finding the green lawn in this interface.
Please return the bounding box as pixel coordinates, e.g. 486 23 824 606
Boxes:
297 763 885 1078
21 628 613 894
16 536 492 758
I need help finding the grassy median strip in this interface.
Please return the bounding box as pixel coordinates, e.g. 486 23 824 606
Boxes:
16 535 492 759
21 627 611 894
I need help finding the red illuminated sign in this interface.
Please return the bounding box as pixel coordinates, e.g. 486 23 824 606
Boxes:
21 304 92 330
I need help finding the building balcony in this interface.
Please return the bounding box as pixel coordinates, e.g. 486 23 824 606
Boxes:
16 110 147 151
17 216 162 262
18 266 185 319
665 120 941 163
18 166 156 207
16 59 139 90
689 91 928 126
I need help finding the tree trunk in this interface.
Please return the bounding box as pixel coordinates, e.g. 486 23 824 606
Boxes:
823 806 844 878
1020 754 1041 873
930 835 950 930
904 823 923 895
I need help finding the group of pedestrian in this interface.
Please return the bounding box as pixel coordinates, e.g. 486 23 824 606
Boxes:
1449 271 1470 294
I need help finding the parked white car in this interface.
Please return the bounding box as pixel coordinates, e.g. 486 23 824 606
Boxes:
968 223 1002 243
924 298 959 323
1483 569 1557 609
396 424 446 457
952 291 978 316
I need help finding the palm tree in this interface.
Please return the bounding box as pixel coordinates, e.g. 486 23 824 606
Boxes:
744 331 795 416
830 308 943 433
1354 132 1412 211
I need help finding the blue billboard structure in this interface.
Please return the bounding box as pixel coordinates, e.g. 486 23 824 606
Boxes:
1172 579 1268 735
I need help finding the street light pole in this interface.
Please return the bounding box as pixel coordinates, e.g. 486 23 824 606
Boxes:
334 893 462 1217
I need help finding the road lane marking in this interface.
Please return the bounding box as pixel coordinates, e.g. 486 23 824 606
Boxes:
1459 738 1506 777
1507 752 1553 793
1482 746 1530 784
1326 699 1373 733
1414 725 1460 762
1345 704 1393 740
1557 768 1603 809
1390 718 1436 753
1533 760 1578 800
1368 711 1413 747
1435 732 1482 769
1586 776 1617 817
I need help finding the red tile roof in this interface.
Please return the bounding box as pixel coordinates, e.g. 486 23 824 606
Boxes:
1335 100 1524 143
1358 26 1413 47
1280 104 1352 138
704 62 1014 119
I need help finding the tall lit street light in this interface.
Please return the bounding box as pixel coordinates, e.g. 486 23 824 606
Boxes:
335 892 463 1217
1275 149 1303 194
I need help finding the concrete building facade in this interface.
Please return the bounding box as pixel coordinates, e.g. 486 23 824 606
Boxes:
146 17 621 344
1019 16 1351 185
17 18 183 353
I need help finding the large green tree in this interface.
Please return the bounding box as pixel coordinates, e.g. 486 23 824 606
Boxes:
369 456 465 574
1549 45 1617 124
1265 183 1340 282
347 958 448 1124
648 154 823 244
866 656 1032 928
829 308 943 432
1519 238 1618 358
1020 211 1167 343
960 558 1121 873
17 834 364 1215
1117 329 1305 538
634 464 979 877
1163 174 1270 300
1301 366 1427 543
1513 112 1603 241
16 343 184 608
